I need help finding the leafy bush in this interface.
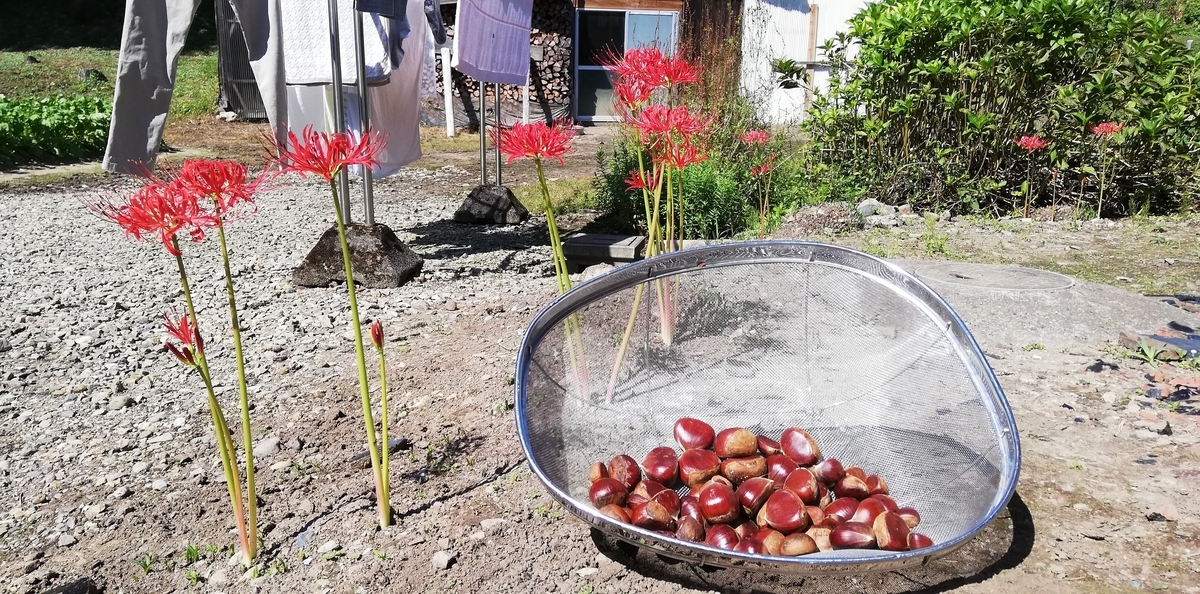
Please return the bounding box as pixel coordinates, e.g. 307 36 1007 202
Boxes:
0 94 110 167
807 0 1200 216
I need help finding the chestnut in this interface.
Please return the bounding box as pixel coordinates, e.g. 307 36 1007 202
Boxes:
705 524 739 550
632 479 666 499
680 496 704 526
805 526 833 552
829 521 876 549
732 519 759 541
651 488 681 518
608 455 641 490
866 474 890 496
896 507 921 529
812 458 845 485
720 455 767 484
589 478 628 508
599 504 631 523
753 527 785 555
762 489 810 534
734 537 766 554
678 449 721 487
850 498 888 526
676 516 705 542
907 532 934 550
868 494 899 512
782 468 819 505
844 466 867 481
873 511 910 551
805 505 826 527
626 493 648 509
642 446 679 486
822 497 859 526
709 475 735 489
756 435 782 456
735 477 776 516
698 481 740 524
588 462 608 484
779 427 821 466
779 533 819 556
631 500 673 531
833 475 870 500
714 427 758 458
674 417 715 450
817 482 832 507
766 454 799 483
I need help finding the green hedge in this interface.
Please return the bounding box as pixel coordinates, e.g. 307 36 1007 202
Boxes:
0 94 110 167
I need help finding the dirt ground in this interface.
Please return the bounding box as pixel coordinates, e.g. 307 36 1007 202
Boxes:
2 118 1200 594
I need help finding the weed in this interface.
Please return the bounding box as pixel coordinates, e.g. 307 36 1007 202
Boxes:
1069 460 1084 470
1022 342 1045 351
373 549 391 561
206 544 221 556
184 544 201 563
321 550 345 561
1177 357 1200 371
1130 338 1164 367
921 214 951 256
861 230 894 258
578 586 596 594
185 570 200 584
1167 401 1181 413
132 553 154 574
268 558 288 575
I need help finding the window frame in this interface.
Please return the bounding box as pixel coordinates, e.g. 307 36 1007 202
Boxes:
573 8 679 122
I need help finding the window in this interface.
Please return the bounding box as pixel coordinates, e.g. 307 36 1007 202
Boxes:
575 9 678 121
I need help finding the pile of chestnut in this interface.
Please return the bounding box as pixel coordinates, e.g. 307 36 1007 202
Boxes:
586 418 933 556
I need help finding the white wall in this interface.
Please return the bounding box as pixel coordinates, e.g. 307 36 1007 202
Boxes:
739 0 869 125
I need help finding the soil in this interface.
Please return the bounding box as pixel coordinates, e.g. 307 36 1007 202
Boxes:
2 118 1199 594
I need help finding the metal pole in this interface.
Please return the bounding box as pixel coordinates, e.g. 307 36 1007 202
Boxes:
479 85 487 186
494 82 502 186
327 0 352 222
440 45 455 137
353 9 375 225
522 73 530 124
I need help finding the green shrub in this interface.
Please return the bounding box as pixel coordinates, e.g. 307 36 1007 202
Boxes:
808 0 1200 216
0 94 110 166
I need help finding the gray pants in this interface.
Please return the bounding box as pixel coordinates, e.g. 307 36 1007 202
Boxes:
103 0 286 175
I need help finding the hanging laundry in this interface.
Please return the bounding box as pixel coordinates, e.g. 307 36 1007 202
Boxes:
103 0 287 175
452 0 533 85
282 0 392 85
424 0 447 45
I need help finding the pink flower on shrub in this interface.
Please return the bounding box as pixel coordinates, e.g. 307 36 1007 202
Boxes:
741 130 770 145
1013 135 1048 152
1090 122 1124 136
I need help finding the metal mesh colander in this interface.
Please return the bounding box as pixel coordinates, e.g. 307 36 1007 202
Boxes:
515 242 1020 574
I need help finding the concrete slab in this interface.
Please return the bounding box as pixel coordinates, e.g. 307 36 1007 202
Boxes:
563 233 646 273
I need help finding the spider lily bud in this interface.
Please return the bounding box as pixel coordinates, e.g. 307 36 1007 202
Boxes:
370 320 384 349
166 342 195 366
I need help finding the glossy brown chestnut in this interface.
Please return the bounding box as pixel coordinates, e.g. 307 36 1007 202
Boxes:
732 519 759 541
779 533 819 556
766 454 799 483
756 435 782 456
829 521 876 549
869 494 899 512
714 427 758 458
833 475 871 500
735 477 776 516
626 493 648 509
779 427 821 466
850 498 888 526
680 496 704 526
812 458 845 485
599 504 631 523
763 489 810 534
678 449 721 487
631 500 673 531
734 537 766 554
866 474 890 496
720 455 767 484
805 526 834 552
782 468 819 504
608 455 642 490
642 446 679 486
632 479 666 499
709 475 735 489
589 462 608 484
844 466 867 481
908 532 934 550
873 511 911 551
651 488 681 518
589 478 628 508
822 497 859 526
805 505 826 527
817 482 833 507
698 481 740 524
705 524 739 550
754 527 785 555
674 417 716 450
896 507 921 529
676 516 705 542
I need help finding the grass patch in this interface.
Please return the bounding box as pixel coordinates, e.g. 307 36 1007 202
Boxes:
171 51 219 119
513 177 601 215
419 127 487 153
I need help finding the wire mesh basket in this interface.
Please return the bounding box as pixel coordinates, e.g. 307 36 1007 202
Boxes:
515 242 1020 574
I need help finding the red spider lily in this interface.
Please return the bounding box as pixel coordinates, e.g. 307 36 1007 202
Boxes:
493 120 575 165
1013 135 1048 152
164 311 202 365
751 153 777 177
268 125 386 183
741 130 770 145
370 320 384 349
613 77 656 110
624 168 663 193
658 138 707 170
1090 122 1124 136
175 159 267 219
87 179 217 256
599 46 666 85
657 54 702 88
630 105 710 140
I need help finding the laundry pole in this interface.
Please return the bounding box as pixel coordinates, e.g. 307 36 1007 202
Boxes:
325 0 352 221
353 9 375 225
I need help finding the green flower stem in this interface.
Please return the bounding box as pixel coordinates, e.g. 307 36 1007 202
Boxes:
535 159 588 393
172 240 250 564
605 282 644 403
329 180 390 528
1097 138 1109 218
374 343 390 511
214 222 258 561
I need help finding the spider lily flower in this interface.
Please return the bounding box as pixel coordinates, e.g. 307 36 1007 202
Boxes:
741 130 770 145
493 120 576 165
268 125 386 183
370 320 384 349
1089 122 1124 136
1013 135 1048 152
87 180 216 256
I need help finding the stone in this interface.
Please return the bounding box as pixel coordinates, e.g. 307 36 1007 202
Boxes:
292 224 423 289
1134 419 1172 435
78 68 107 82
480 518 508 531
253 436 280 457
57 534 77 547
580 263 615 282
453 185 530 225
150 479 168 490
317 540 340 554
108 395 133 411
863 214 899 228
110 486 130 499
132 462 148 474
857 198 885 218
431 550 456 570
83 504 105 520
0 339 10 353
576 567 599 577
208 568 229 586
442 300 458 312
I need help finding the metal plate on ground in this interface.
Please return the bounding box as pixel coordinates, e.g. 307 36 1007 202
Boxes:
915 262 1075 291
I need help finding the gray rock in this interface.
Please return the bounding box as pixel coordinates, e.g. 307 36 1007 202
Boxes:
857 198 896 218
110 486 130 499
453 185 530 225
83 504 105 520
292 223 423 289
317 540 340 554
1133 419 1172 435
580 263 615 282
132 462 148 474
442 300 458 312
78 68 107 82
864 214 899 228
253 436 280 458
208 568 229 586
57 534 77 547
150 479 168 490
480 518 508 531
0 339 10 353
431 550 456 570
107 395 133 411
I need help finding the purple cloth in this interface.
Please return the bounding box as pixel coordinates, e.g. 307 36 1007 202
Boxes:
454 0 532 85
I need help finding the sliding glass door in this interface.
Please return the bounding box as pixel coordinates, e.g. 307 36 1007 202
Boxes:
575 9 678 121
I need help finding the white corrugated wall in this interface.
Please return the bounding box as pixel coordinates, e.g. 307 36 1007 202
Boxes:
739 0 869 125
